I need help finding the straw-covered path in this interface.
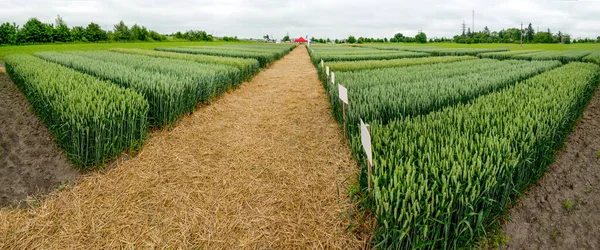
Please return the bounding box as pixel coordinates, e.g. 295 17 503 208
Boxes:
0 46 366 249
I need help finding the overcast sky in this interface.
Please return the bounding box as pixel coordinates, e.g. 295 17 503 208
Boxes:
1 0 599 39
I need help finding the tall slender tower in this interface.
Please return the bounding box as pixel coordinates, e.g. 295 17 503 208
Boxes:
472 10 475 32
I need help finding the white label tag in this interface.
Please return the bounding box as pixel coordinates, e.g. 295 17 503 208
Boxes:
331 72 335 84
360 119 372 166
338 84 348 104
326 66 329 76
320 60 324 68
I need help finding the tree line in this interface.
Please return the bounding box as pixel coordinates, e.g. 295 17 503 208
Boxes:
301 32 429 44
453 23 600 44
0 15 237 45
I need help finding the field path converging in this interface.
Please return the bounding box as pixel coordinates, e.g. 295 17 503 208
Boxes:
0 46 364 249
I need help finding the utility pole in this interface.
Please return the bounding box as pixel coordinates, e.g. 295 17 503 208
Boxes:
520 22 523 47
472 10 475 32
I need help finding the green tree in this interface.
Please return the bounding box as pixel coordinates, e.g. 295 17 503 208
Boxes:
113 20 131 41
282 35 290 42
17 18 53 44
533 32 553 43
415 32 427 43
0 22 18 45
85 22 107 42
70 26 85 41
347 35 356 43
393 33 404 42
597 36 600 42
526 23 534 43
131 24 149 41
149 30 165 41
53 15 71 42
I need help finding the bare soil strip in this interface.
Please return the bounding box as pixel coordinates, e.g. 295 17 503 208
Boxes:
0 71 77 208
0 47 364 249
501 87 600 249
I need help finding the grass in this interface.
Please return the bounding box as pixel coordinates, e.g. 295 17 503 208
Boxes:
354 42 600 51
0 41 253 62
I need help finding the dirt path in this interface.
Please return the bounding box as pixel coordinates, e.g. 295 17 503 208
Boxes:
0 71 77 208
0 47 364 249
500 88 600 249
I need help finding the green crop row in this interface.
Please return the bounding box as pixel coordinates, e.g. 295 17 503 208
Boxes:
328 59 561 136
109 48 260 81
323 56 476 72
4 54 148 168
510 50 592 63
64 50 241 98
36 52 202 127
406 47 509 56
477 50 542 60
157 44 294 67
582 51 600 65
310 50 430 64
354 62 599 249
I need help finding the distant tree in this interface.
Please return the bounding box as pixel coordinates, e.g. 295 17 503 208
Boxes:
563 35 571 44
17 18 53 44
526 23 534 43
185 30 211 41
70 26 85 41
148 30 166 41
483 26 490 36
383 37 388 42
415 32 427 43
393 33 404 42
282 35 290 42
85 22 107 42
318 38 325 43
597 36 600 42
326 38 331 43
533 31 553 43
347 35 356 44
131 24 149 41
53 15 71 42
0 22 18 45
334 38 340 44
113 21 131 41
357 37 365 44
466 28 472 37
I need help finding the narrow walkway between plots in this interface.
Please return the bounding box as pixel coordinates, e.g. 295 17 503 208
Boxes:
0 46 363 249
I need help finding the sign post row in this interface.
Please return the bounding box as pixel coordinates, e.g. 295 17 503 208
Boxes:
320 60 324 73
360 119 373 193
338 83 348 135
325 66 330 83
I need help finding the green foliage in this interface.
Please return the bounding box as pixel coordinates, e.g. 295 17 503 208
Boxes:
407 47 509 56
512 50 592 64
53 15 71 42
309 45 429 64
148 31 166 41
478 50 542 60
157 44 295 67
70 26 85 41
282 35 290 42
35 51 235 127
110 48 260 80
582 51 600 65
534 32 554 43
17 18 54 44
4 54 148 168
84 22 107 42
415 32 427 43
359 63 599 249
325 55 476 72
347 35 357 44
113 20 131 41
331 59 561 134
564 199 574 210
130 24 149 41
0 22 18 45
174 30 213 41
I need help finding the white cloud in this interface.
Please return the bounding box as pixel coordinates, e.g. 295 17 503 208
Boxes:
0 0 598 39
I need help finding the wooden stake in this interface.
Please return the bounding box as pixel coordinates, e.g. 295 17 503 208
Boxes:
366 124 372 193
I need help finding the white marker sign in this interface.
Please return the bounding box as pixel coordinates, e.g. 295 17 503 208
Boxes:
331 72 335 84
320 59 324 69
360 119 372 166
326 66 330 76
338 84 348 104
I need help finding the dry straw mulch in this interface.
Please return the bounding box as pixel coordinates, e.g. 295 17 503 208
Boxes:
0 47 368 249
